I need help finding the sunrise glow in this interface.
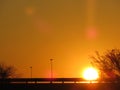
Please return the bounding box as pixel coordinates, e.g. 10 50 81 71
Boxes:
83 67 99 80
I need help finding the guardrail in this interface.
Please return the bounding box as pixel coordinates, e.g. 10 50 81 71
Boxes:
0 78 88 84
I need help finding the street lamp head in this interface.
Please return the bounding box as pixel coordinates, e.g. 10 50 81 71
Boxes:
50 59 53 61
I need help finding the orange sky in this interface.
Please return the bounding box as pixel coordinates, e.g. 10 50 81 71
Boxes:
0 0 120 78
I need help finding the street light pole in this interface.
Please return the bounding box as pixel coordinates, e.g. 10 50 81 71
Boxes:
30 66 32 78
50 59 53 79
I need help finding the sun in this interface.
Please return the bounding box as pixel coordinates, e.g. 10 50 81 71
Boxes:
83 67 99 80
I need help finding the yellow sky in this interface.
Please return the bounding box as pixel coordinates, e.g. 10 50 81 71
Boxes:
0 0 120 78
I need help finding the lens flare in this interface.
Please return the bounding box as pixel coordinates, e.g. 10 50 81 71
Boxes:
86 27 97 40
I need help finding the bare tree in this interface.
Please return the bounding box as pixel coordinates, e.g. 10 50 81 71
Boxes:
0 63 17 79
91 49 120 81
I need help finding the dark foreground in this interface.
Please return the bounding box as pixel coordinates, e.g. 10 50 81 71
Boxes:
0 83 120 90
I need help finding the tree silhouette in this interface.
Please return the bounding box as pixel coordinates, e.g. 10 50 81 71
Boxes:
91 49 120 82
0 63 17 79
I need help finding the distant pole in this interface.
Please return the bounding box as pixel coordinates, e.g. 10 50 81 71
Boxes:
50 59 53 79
30 66 32 78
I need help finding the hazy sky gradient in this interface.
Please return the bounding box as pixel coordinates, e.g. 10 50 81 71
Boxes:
0 0 120 78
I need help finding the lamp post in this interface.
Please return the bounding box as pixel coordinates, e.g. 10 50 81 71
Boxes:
30 66 32 78
50 59 53 79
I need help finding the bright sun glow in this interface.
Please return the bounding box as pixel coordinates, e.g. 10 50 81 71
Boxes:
83 67 99 80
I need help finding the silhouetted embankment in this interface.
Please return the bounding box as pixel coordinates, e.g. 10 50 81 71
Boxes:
1 83 120 90
0 78 120 90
